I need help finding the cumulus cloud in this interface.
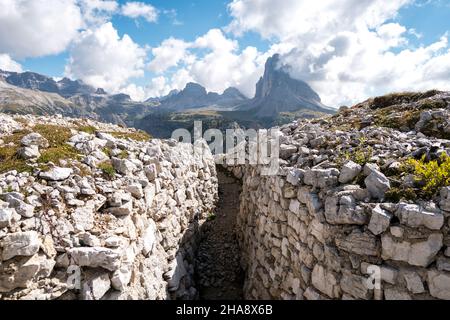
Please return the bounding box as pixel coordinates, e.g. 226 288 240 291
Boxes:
121 1 158 23
224 0 450 106
0 0 83 58
78 0 119 26
65 22 146 93
148 38 193 74
147 28 266 98
0 53 22 72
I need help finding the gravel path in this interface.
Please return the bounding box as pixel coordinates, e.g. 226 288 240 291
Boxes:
195 169 244 300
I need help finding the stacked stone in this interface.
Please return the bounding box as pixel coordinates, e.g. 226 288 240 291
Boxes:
0 114 218 300
223 102 450 300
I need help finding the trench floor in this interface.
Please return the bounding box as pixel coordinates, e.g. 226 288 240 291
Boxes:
195 169 245 300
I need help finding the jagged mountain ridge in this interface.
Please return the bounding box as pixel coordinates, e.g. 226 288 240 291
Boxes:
157 82 248 111
1 70 99 98
237 54 333 117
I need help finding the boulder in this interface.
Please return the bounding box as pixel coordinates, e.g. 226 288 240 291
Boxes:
39 167 72 181
396 203 444 230
1 231 41 261
68 247 121 271
368 205 392 235
0 207 14 228
339 161 362 184
18 146 40 159
365 169 390 200
21 133 49 148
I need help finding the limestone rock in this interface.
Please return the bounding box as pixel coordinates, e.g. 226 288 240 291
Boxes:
39 167 73 181
68 247 121 271
381 233 443 267
339 161 362 184
21 133 49 148
81 271 111 300
1 231 41 261
365 169 390 200
311 264 341 298
0 207 14 228
18 145 40 159
335 230 380 256
368 205 392 235
403 272 425 294
396 203 444 230
428 269 450 300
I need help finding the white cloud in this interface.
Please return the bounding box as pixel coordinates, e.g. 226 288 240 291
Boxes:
147 28 265 98
223 0 450 106
78 0 119 26
65 22 146 93
0 53 22 72
121 1 158 23
227 0 411 40
0 0 83 58
148 38 193 74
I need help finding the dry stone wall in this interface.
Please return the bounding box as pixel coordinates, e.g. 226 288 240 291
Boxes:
222 118 450 300
0 114 218 300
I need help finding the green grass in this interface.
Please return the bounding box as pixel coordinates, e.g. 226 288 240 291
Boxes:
0 124 81 174
0 130 33 174
33 124 80 165
336 138 373 166
403 153 450 198
110 130 152 142
77 125 97 134
118 150 129 159
98 161 116 180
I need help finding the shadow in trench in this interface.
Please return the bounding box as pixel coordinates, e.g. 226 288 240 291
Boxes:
194 166 245 300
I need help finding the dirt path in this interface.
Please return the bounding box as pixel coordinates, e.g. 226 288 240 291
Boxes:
195 169 244 300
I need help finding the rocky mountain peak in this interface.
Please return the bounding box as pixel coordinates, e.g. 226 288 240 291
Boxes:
238 54 331 118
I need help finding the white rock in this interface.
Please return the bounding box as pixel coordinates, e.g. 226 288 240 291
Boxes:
111 245 136 291
0 207 14 228
339 161 362 184
403 272 425 294
144 164 157 181
142 221 157 256
127 183 143 199
368 205 392 235
68 247 121 271
165 253 187 291
428 269 450 300
18 146 40 159
381 233 443 267
4 197 35 218
81 272 111 300
286 169 304 186
396 203 444 230
365 169 390 200
21 133 48 148
311 264 341 298
111 158 136 176
72 206 94 231
1 231 41 261
39 167 72 181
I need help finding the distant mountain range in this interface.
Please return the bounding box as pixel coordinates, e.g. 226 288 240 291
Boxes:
0 54 335 137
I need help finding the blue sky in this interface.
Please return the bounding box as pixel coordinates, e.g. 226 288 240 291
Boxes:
22 0 271 81
1 0 450 106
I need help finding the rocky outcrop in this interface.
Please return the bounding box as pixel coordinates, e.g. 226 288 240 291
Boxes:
0 114 217 300
237 54 334 118
222 91 450 300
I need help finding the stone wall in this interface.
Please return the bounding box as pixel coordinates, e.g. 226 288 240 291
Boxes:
222 120 450 300
0 114 218 300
